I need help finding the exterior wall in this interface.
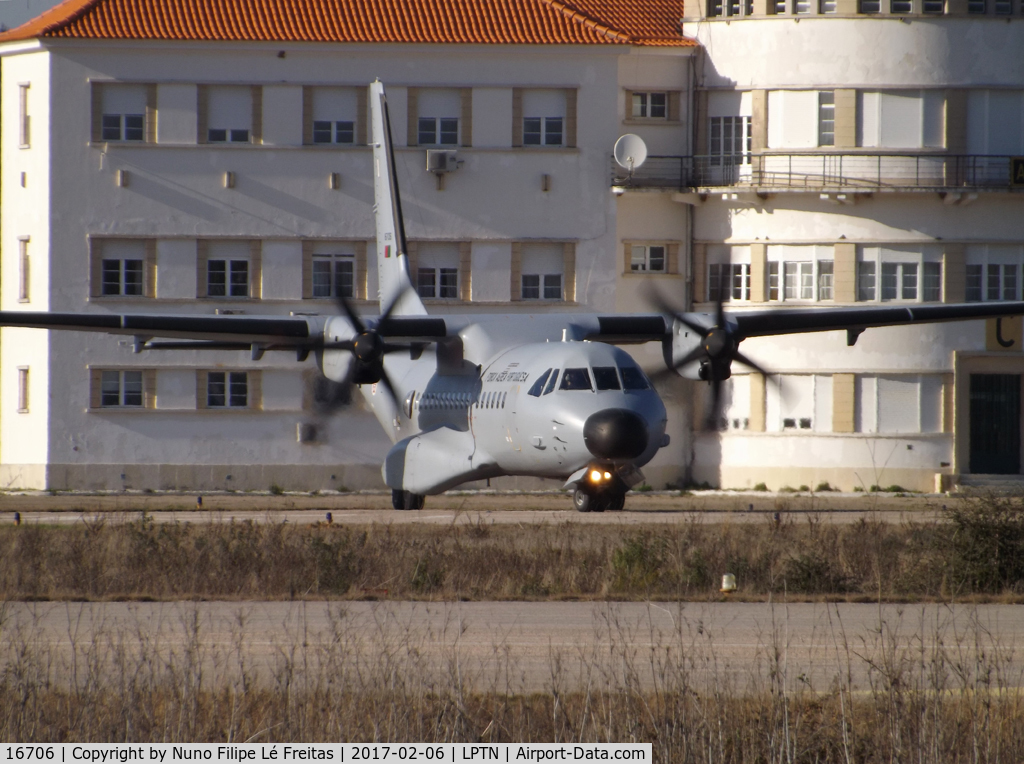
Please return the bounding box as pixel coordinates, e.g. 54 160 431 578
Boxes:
0 39 695 490
0 49 52 475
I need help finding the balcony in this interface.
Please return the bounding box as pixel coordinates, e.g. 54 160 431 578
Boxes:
611 153 1024 193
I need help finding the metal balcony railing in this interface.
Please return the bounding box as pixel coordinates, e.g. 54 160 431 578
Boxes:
611 153 1024 192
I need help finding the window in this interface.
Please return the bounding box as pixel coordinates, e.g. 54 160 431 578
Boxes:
710 117 751 165
709 263 750 301
891 0 912 11
523 90 567 147
966 262 1019 302
559 368 593 391
880 263 918 301
313 121 354 144
968 0 985 11
418 117 459 147
858 261 876 302
593 367 621 391
765 375 819 432
528 369 552 397
858 91 945 149
995 0 1011 12
519 243 564 301
18 238 29 303
101 370 143 407
772 0 786 11
620 366 650 390
208 371 248 408
922 0 943 10
415 242 462 300
820 0 838 12
99 84 148 142
818 92 835 147
856 375 942 434
631 245 666 273
522 274 562 300
18 368 29 413
19 84 30 147
860 0 881 10
818 261 834 300
102 258 143 296
923 262 942 301
415 88 462 147
206 86 253 143
632 92 667 119
858 246 942 302
768 91 838 149
784 262 814 300
418 267 458 299
795 0 812 12
768 246 835 302
208 260 249 297
309 87 358 145
523 117 563 146
543 369 560 395
967 91 1024 156
312 255 354 299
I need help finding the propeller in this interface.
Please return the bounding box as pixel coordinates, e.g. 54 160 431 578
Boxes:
320 286 417 412
647 288 778 431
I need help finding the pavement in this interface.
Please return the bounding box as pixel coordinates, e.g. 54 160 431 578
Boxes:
4 600 1021 693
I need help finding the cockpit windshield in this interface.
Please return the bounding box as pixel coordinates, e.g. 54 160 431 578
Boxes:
620 366 650 391
559 368 593 391
543 369 559 395
528 369 551 397
592 367 621 391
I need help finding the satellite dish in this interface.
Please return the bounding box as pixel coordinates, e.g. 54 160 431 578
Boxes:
613 134 648 173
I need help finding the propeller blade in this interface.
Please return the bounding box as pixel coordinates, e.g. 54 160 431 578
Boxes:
705 377 724 432
649 344 708 385
732 349 772 379
376 364 400 411
714 297 726 330
643 285 710 337
334 292 366 335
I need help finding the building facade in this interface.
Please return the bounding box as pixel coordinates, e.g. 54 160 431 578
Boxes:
2 0 1023 492
0 0 696 490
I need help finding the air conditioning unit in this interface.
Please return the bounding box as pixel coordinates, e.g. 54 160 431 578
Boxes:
426 149 459 173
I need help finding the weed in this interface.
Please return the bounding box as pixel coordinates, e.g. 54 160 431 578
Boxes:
798 485 810 492
269 484 285 496
753 482 769 492
779 486 798 493
815 481 833 492
636 484 653 493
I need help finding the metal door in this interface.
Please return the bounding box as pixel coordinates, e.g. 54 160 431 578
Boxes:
969 374 1021 474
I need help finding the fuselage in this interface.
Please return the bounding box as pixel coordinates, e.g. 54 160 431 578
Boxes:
358 338 667 487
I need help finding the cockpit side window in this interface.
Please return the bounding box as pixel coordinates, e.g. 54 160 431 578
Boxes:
559 367 593 391
543 369 560 395
621 366 651 391
528 369 551 397
593 367 621 391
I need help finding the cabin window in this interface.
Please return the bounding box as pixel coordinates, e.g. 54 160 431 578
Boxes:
593 367 621 391
560 368 593 391
528 369 551 397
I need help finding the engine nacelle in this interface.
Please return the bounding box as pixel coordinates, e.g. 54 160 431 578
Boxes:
317 315 358 383
662 316 707 380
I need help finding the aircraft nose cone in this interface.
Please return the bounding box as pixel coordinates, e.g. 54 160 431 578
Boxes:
583 409 648 460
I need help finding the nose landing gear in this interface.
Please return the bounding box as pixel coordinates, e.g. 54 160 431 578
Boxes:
572 487 626 513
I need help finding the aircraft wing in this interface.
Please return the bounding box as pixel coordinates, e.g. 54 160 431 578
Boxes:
0 310 449 349
729 301 1024 341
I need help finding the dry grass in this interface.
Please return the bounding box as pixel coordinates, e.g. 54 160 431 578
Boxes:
2 499 1024 601
2 600 1024 761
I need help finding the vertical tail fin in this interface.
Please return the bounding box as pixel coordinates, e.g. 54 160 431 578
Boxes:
370 81 426 317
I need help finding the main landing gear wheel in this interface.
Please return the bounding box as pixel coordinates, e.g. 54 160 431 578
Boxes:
392 489 425 510
607 493 626 511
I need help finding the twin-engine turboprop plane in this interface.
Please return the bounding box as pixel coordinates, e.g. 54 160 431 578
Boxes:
4 81 1024 511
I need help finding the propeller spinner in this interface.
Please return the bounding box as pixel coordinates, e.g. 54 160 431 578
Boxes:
650 289 778 431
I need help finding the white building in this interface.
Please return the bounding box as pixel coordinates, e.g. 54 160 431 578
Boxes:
0 0 697 490
624 0 1024 491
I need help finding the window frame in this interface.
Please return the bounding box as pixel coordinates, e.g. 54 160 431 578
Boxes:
417 116 459 147
207 259 250 298
709 116 752 166
101 258 145 297
312 120 355 145
522 116 564 147
631 92 669 119
630 244 668 274
312 254 355 299
18 84 30 148
207 371 249 409
100 370 144 408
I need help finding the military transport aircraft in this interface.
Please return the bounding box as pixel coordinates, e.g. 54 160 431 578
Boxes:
3 81 1024 511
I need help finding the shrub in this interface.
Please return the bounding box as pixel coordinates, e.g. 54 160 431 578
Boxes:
269 484 285 496
815 482 833 492
943 496 1024 594
753 482 769 492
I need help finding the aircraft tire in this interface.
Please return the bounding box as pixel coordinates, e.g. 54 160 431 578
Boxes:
392 489 406 510
572 488 592 513
608 493 626 511
392 489 425 510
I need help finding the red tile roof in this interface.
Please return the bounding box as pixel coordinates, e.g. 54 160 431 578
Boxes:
0 0 694 46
